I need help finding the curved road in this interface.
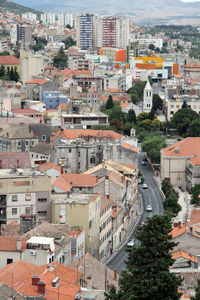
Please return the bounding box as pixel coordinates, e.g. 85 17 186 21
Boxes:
107 152 164 273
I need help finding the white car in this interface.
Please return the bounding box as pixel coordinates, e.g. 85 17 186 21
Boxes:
146 205 152 212
127 239 135 247
142 183 148 189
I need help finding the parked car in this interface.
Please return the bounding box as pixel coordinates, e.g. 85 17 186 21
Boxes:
142 183 148 189
141 161 147 166
146 205 152 212
127 239 135 247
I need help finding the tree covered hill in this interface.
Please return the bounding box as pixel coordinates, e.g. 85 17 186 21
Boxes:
0 0 40 16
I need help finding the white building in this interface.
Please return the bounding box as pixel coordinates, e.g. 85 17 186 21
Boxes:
22 12 37 22
20 49 44 83
143 80 153 113
133 38 163 49
41 13 56 24
57 12 73 27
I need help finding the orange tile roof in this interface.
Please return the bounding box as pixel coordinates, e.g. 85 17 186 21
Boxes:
172 249 198 263
188 210 200 226
0 236 27 251
189 157 200 166
0 55 20 65
101 195 112 212
120 163 136 170
39 162 61 173
61 69 92 77
120 101 131 109
184 62 200 68
0 260 82 299
121 142 138 153
162 138 200 157
12 108 41 115
105 88 123 93
51 129 123 142
170 226 186 238
52 174 97 192
26 78 48 85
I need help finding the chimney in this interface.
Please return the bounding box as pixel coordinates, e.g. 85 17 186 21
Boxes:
32 275 40 286
17 237 22 251
38 281 45 295
87 276 92 290
178 221 181 229
113 269 117 280
61 165 64 174
106 195 109 200
6 132 9 137
52 277 59 287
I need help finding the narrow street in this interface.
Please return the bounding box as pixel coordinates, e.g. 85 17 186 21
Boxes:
107 152 164 273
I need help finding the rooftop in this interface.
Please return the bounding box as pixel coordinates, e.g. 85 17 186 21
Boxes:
0 55 20 65
26 78 48 85
0 236 27 252
51 193 99 205
162 138 200 157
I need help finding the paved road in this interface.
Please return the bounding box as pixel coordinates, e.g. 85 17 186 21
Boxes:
107 152 164 274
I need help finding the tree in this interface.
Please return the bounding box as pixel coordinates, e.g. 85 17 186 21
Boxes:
62 37 76 50
126 109 137 124
131 93 139 103
142 135 166 163
106 95 114 109
186 119 200 137
105 215 182 300
189 184 200 205
182 101 188 109
148 108 156 120
153 94 163 111
191 279 200 300
171 108 200 135
137 112 150 122
0 65 5 77
148 43 155 50
9 66 14 81
163 195 181 216
0 50 10 56
155 47 160 53
53 47 68 69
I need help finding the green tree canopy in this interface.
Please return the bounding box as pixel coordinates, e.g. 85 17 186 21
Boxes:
126 109 137 124
186 119 200 137
191 279 200 300
163 195 181 216
148 43 155 50
153 94 163 110
62 37 76 50
170 108 200 135
53 47 68 69
142 135 166 163
131 93 139 103
105 215 182 300
189 184 200 205
106 95 114 109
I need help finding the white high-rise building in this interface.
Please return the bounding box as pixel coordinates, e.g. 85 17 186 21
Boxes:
57 12 73 27
22 12 37 22
41 13 56 24
76 14 129 50
10 24 17 45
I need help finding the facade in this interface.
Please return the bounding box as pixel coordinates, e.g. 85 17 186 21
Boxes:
42 91 69 110
0 123 39 152
0 168 51 227
76 13 94 50
20 50 44 84
133 38 163 49
17 25 32 43
50 129 138 174
51 193 101 259
186 157 200 188
0 55 20 78
41 12 56 24
57 12 73 27
29 143 51 167
184 62 200 79
160 138 200 187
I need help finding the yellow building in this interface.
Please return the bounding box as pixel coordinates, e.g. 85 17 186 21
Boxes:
51 193 101 259
0 55 20 77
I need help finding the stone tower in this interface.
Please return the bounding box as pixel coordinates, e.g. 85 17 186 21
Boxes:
143 80 153 113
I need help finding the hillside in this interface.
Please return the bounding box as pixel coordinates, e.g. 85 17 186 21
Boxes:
12 0 200 25
0 0 40 15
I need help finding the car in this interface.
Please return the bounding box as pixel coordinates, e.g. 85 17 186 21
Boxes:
146 205 152 212
142 183 148 189
141 161 147 166
127 239 135 247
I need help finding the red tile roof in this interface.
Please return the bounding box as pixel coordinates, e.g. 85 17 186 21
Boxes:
0 55 20 65
39 162 61 172
170 226 186 238
0 260 82 299
0 236 27 251
61 69 92 77
188 209 200 226
26 78 48 85
189 157 200 166
52 174 98 192
0 152 31 168
121 142 138 153
12 108 41 115
162 138 200 157
50 129 123 141
59 103 68 111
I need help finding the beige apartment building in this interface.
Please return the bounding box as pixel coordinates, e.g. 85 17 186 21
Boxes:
0 168 51 228
51 193 101 259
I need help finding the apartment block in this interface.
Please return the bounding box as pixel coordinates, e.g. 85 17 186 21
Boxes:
0 168 51 228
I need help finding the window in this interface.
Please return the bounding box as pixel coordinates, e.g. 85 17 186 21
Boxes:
89 220 92 228
25 194 31 201
42 135 46 141
38 211 47 215
32 154 34 157
38 198 47 202
25 141 29 146
25 207 31 214
12 195 18 202
12 208 17 215
68 148 72 153
7 258 13 265
176 105 180 108
18 141 21 146
31 141 35 146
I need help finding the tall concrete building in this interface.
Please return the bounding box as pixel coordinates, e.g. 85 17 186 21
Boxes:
20 49 44 84
17 25 32 43
41 12 56 24
57 12 73 27
76 14 129 50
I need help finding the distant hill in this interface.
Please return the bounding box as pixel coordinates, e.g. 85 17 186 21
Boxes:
12 0 200 25
0 0 40 15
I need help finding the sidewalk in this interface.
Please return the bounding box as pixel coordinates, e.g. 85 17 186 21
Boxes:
154 174 193 225
103 194 144 265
